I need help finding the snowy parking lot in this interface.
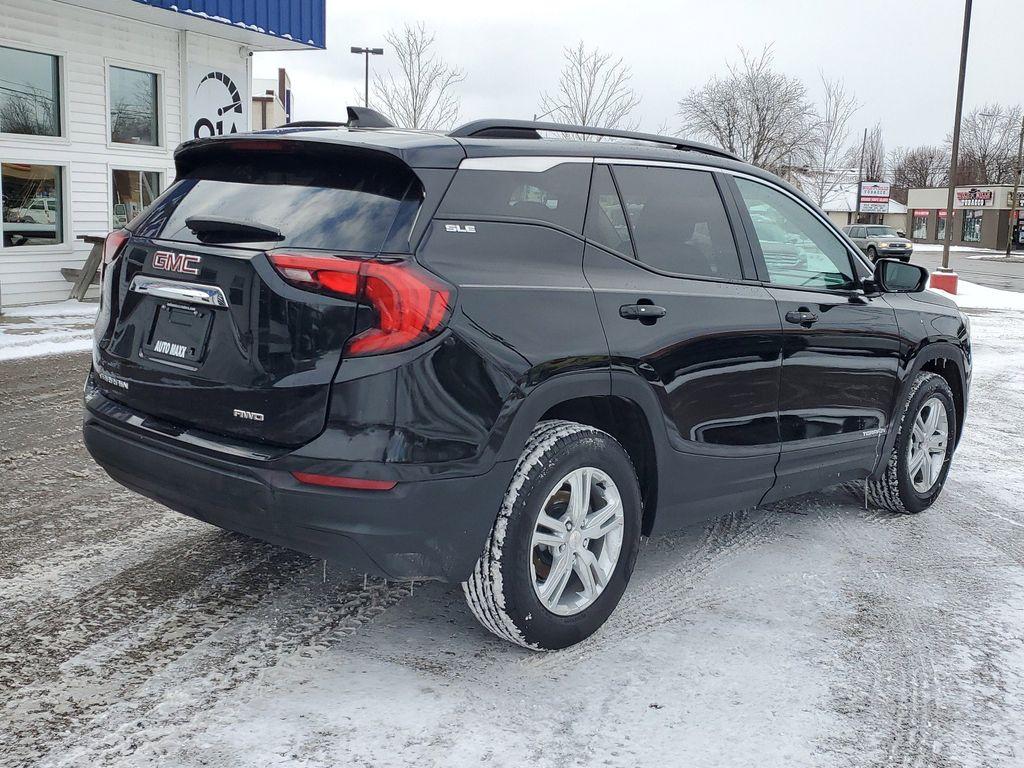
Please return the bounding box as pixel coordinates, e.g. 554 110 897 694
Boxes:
2 299 1023 767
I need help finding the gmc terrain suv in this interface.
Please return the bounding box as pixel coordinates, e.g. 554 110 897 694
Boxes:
85 109 971 650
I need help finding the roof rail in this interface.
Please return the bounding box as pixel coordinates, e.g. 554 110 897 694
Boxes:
448 119 738 161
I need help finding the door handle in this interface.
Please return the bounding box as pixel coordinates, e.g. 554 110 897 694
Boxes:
785 309 818 325
620 303 667 320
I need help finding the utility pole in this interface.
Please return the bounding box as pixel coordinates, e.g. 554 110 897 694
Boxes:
350 46 384 107
854 128 867 224
1008 113 1024 256
941 0 973 271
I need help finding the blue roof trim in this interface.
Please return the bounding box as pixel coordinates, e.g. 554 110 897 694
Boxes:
133 0 326 49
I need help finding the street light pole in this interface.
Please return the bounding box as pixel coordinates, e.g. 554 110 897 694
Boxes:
350 46 384 108
941 0 973 271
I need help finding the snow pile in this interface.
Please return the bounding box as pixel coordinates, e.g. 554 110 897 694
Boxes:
0 300 97 361
927 278 1024 312
913 243 998 254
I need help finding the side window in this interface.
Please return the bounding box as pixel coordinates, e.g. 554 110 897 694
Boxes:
584 165 633 257
734 178 856 290
437 162 591 231
611 165 742 279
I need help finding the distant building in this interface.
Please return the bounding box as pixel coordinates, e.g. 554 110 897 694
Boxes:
816 177 909 232
252 69 294 130
907 186 1023 251
0 0 325 307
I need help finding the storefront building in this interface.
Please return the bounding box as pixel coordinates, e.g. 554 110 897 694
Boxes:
906 185 1022 251
0 0 325 307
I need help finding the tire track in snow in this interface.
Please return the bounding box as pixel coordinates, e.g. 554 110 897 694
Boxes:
522 507 781 669
46 576 410 768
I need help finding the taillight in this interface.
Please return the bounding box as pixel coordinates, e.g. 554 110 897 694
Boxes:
269 252 452 356
101 229 130 279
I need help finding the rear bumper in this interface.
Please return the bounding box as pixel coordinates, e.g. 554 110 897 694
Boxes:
83 389 512 583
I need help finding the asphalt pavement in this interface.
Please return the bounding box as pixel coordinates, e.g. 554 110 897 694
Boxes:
910 247 1024 293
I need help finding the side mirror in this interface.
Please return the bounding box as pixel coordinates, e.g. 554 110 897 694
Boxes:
896 230 906 238
874 258 928 293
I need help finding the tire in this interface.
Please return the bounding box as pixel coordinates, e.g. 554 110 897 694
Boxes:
867 246 878 261
867 372 956 514
462 420 642 650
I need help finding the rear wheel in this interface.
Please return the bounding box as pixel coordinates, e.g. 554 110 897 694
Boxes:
867 372 956 514
463 420 642 650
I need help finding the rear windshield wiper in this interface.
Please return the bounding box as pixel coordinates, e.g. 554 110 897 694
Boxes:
185 216 284 243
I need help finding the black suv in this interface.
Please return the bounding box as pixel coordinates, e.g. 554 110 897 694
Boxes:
84 110 971 650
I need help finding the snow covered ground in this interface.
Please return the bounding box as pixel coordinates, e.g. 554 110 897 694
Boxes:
929 279 1024 311
0 301 97 361
2 299 1024 767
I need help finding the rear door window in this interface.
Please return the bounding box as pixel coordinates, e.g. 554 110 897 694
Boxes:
136 148 423 253
584 164 633 257
437 161 591 232
610 165 742 279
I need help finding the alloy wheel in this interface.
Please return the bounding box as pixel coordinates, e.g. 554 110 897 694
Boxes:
530 467 625 616
907 396 949 493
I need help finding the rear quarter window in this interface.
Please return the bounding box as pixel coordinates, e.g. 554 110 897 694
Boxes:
437 161 591 232
136 147 422 253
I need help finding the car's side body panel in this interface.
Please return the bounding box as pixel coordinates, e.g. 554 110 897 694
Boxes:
83 126 972 583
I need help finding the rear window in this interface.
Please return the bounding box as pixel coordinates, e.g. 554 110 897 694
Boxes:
136 148 422 253
437 162 591 232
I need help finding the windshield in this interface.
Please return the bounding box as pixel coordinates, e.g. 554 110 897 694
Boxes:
866 226 899 237
136 149 423 253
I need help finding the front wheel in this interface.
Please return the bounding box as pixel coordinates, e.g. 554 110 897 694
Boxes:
867 372 956 513
867 246 878 261
463 420 642 650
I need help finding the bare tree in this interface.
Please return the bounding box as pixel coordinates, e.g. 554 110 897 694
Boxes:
368 22 464 129
0 89 57 135
677 46 816 173
538 42 641 136
806 75 859 206
860 123 886 181
889 145 948 189
951 103 1023 184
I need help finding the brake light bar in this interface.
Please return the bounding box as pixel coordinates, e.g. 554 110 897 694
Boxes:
269 252 452 357
291 471 397 491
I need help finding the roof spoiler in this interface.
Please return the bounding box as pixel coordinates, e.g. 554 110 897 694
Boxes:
273 108 396 131
449 119 738 161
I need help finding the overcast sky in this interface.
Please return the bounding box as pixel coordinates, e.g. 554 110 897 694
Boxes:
254 0 1017 151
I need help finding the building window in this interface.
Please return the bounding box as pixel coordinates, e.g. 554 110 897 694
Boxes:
112 169 160 228
1 163 63 247
110 66 159 146
911 210 929 240
936 211 947 241
0 46 61 137
961 209 982 243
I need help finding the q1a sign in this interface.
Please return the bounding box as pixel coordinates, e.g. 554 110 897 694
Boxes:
187 62 248 139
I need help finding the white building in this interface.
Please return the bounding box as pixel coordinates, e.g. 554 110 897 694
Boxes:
0 0 324 307
252 69 293 130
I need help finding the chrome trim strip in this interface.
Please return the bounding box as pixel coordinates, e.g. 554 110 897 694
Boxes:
129 275 228 308
459 156 593 172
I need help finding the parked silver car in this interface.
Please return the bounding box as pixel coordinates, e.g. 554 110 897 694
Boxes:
842 224 913 262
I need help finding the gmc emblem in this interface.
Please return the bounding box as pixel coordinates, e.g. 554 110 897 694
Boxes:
153 250 201 275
